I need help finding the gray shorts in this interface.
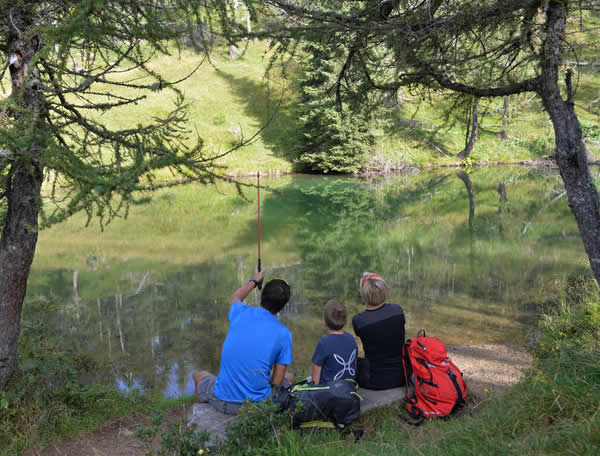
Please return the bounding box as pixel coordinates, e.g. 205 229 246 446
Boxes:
196 374 290 416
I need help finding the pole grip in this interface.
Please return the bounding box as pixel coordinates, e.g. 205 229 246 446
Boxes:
257 171 262 290
257 258 262 290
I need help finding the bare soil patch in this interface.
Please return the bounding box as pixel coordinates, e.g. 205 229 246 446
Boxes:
24 344 531 456
23 405 191 456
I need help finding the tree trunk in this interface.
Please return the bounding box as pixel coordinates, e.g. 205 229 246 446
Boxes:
0 160 42 390
0 7 44 390
458 97 479 160
499 96 510 141
540 2 600 285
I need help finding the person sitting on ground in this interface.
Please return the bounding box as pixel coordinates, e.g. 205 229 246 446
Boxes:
310 299 358 385
193 268 295 415
352 272 406 390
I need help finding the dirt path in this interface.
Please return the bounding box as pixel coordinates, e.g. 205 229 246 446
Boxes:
23 406 191 456
448 344 532 397
25 345 531 456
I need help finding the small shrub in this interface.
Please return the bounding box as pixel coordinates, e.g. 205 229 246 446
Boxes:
179 24 216 50
530 137 554 157
220 400 294 456
581 119 600 142
136 414 211 456
461 156 474 170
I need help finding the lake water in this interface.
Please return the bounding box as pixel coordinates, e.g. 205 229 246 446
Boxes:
23 167 593 397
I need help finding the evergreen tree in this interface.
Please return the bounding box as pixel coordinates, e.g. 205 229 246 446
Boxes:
297 38 374 173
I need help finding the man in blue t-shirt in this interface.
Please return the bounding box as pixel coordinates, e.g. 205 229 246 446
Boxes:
194 268 295 415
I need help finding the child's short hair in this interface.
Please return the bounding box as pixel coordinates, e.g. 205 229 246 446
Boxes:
359 272 388 306
324 299 347 331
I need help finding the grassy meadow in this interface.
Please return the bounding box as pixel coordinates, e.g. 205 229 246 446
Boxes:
39 40 600 177
2 40 598 177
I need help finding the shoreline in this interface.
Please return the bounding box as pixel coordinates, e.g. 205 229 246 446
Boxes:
223 158 600 179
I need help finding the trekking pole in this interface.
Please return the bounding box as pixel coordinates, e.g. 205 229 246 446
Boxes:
257 171 262 290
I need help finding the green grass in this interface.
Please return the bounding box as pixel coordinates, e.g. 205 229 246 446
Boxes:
2 33 598 178
84 42 302 177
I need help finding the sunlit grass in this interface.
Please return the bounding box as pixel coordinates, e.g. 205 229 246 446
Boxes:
3 37 599 178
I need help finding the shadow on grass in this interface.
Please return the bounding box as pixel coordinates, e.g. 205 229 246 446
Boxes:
384 112 456 159
215 68 303 168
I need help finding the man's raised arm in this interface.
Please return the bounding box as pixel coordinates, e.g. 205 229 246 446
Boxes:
229 267 264 309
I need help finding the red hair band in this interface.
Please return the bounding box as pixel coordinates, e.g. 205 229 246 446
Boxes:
361 273 382 288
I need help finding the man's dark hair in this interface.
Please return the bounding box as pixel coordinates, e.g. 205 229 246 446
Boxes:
324 299 346 331
261 279 291 314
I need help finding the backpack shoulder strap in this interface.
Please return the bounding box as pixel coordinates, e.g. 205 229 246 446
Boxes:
402 341 413 400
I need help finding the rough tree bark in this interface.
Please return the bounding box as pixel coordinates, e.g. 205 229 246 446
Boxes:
538 2 600 282
0 6 44 390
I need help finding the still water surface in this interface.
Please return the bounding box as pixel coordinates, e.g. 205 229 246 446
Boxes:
24 167 593 397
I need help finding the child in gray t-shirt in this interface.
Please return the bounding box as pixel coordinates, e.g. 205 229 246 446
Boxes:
311 300 358 385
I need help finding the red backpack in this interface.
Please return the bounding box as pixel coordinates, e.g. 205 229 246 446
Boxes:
402 330 467 424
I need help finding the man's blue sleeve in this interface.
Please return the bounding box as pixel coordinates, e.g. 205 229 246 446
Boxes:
276 328 293 365
228 300 245 322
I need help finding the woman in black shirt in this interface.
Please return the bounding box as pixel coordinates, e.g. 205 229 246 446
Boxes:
352 273 406 390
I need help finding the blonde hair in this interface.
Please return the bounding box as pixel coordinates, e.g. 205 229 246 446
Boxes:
324 299 346 330
359 272 388 306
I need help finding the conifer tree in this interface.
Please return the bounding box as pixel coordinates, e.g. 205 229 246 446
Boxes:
0 0 225 390
298 38 374 173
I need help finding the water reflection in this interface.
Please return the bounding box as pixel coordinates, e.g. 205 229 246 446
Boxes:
24 168 592 397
